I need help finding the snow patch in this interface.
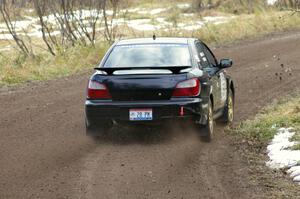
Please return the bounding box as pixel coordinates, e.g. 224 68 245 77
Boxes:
266 128 300 184
128 7 168 15
126 19 158 31
0 7 235 41
0 45 11 52
267 0 277 5
150 8 167 15
177 3 191 9
178 22 204 31
183 13 194 17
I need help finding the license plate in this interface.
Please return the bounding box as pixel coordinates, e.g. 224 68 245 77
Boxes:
129 109 153 121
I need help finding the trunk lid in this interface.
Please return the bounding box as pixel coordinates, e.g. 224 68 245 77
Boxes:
96 72 187 101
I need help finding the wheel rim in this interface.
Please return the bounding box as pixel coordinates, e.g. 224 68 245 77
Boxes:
228 94 234 122
208 106 213 134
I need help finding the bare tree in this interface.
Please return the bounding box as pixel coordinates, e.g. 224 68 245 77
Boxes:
191 0 222 11
103 0 120 43
66 0 104 45
276 0 300 8
0 0 32 56
248 0 253 13
32 0 107 55
33 0 56 55
1 0 123 56
49 0 107 46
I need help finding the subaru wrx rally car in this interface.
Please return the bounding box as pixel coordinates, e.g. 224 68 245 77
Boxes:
85 37 235 142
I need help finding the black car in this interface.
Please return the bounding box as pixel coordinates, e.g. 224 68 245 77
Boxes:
85 37 235 142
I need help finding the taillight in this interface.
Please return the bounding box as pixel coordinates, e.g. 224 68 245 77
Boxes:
87 80 111 99
172 78 200 97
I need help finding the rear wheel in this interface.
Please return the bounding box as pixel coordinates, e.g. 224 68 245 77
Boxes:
221 89 234 124
200 99 214 143
85 120 113 138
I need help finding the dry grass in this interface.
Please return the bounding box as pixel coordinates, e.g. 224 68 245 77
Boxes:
233 95 300 145
0 43 109 85
1 10 300 85
194 11 300 45
231 95 300 198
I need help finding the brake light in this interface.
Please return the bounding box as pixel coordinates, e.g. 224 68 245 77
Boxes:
87 80 111 99
172 78 200 97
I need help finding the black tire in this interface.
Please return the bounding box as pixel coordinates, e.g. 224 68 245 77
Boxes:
201 99 214 143
85 120 113 138
221 89 234 125
85 122 96 137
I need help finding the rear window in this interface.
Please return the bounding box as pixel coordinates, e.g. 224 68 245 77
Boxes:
103 44 191 67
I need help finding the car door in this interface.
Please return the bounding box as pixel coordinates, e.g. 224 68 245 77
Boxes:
195 41 221 111
198 42 227 111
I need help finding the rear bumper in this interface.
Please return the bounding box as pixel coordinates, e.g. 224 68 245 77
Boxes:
85 98 208 125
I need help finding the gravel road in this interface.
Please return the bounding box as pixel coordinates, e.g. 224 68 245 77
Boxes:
1 31 300 199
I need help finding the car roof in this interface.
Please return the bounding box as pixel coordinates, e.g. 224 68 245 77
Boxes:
116 37 195 45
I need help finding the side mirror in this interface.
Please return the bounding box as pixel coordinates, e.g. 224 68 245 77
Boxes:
219 59 233 68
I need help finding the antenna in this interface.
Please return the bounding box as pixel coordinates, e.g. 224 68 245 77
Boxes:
153 33 156 40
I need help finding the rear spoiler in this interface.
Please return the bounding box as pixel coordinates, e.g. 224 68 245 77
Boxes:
94 66 191 75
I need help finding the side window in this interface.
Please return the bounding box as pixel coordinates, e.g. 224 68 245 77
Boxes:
202 43 218 67
195 42 210 68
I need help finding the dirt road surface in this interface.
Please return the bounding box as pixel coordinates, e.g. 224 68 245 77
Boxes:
1 32 300 199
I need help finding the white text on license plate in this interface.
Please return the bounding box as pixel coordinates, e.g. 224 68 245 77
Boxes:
129 109 153 121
